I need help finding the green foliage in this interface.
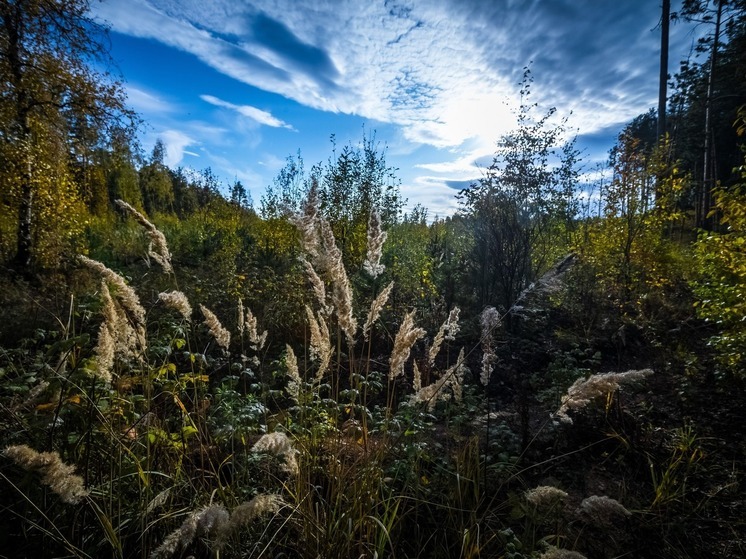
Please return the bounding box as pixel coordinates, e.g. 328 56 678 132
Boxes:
692 170 746 376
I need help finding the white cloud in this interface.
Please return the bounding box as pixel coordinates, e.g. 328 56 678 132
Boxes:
93 0 696 215
200 94 296 130
154 129 197 167
125 85 176 114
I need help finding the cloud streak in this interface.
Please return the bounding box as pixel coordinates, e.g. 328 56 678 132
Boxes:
201 94 296 130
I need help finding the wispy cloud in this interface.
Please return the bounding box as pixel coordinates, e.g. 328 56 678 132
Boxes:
94 0 677 151
93 0 693 214
200 94 296 130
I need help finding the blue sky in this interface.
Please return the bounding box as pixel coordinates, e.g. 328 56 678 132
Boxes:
91 0 701 217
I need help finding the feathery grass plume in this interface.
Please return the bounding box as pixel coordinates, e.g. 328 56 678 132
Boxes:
22 380 50 408
305 306 332 381
412 360 422 392
450 348 467 403
410 348 466 411
94 319 115 383
576 495 631 527
318 218 358 341
149 504 230 559
363 208 387 278
554 369 654 424
200 305 231 350
4 445 89 504
237 298 245 335
251 432 298 475
285 345 301 403
363 281 394 340
158 291 192 321
115 199 173 274
540 548 587 559
290 177 320 258
89 270 145 364
243 306 267 350
525 485 569 508
428 306 461 365
223 494 284 537
389 310 426 380
480 306 500 386
300 256 330 315
79 255 146 329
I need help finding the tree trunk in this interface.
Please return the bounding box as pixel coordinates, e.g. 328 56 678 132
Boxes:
657 0 670 143
698 0 723 230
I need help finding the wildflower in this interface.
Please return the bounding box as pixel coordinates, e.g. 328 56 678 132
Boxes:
4 445 89 504
363 281 394 340
362 209 387 278
429 306 461 365
389 310 426 380
158 291 192 321
554 369 654 424
285 345 301 403
251 432 298 475
200 305 231 350
115 199 173 273
525 485 569 508
305 306 332 381
149 504 229 559
576 495 631 527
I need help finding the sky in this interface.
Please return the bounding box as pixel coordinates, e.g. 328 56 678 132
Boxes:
90 0 702 217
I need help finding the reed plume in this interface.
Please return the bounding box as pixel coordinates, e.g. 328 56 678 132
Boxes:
290 178 321 258
158 291 192 321
200 305 231 350
410 348 466 411
363 281 394 340
389 310 426 380
285 344 301 403
251 432 298 475
479 306 500 387
362 208 387 278
305 306 332 381
115 199 173 274
319 218 357 342
4 445 89 504
243 306 267 350
554 369 653 424
300 256 331 315
149 504 229 559
429 306 461 365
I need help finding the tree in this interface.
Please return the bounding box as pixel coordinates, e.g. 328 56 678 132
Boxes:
458 69 580 314
139 140 174 215
0 0 135 269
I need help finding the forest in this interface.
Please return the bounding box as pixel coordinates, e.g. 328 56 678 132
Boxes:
0 1 745 558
